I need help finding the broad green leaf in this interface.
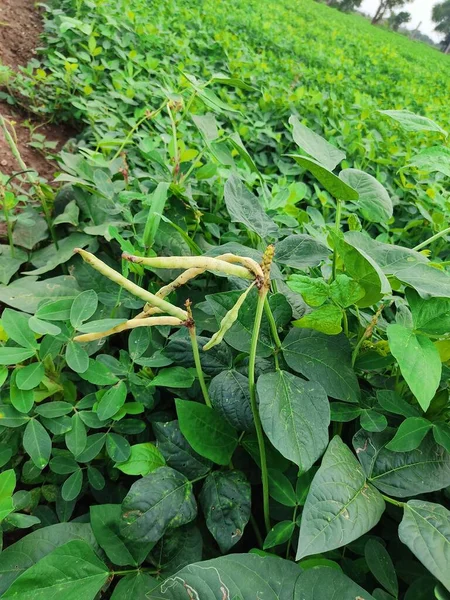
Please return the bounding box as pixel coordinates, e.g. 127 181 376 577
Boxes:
360 410 388 433
433 423 450 453
91 504 153 567
142 182 170 249
87 466 105 490
65 413 87 456
330 403 362 422
76 433 106 463
0 522 97 595
0 276 79 314
293 304 343 335
287 275 329 307
378 110 447 135
257 371 330 471
36 298 74 321
153 420 212 479
77 318 127 333
200 470 251 552
282 328 360 403
61 468 83 501
294 567 375 599
2 540 109 600
1 309 38 349
297 436 385 559
148 367 195 388
329 274 365 308
10 375 34 413
406 289 450 336
332 233 391 307
209 370 253 432
15 363 44 391
0 347 36 365
111 573 158 600
70 290 98 329
148 553 300 598
0 404 30 427
120 466 197 543
97 381 127 420
78 359 119 385
50 455 79 475
224 173 278 238
339 169 393 223
399 500 450 591
65 341 89 373
268 470 297 507
23 419 51 469
376 390 420 418
176 399 238 465
387 324 441 411
408 146 450 177
106 433 131 462
289 155 359 200
365 539 398 597
289 115 345 171
115 442 165 476
35 402 73 418
150 524 203 575
0 469 16 522
28 316 61 336
353 429 450 497
275 234 330 270
263 521 296 550
386 417 432 452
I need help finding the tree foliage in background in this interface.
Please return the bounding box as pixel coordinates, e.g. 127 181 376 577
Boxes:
389 10 411 31
371 0 410 25
433 0 450 52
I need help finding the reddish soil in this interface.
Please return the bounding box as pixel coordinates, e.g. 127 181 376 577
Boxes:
0 0 70 181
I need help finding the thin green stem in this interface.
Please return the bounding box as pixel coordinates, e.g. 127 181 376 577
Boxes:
351 331 366 367
331 198 342 281
342 309 349 337
0 188 14 257
286 504 298 559
249 289 271 534
250 513 264 548
413 226 450 252
167 104 179 181
381 494 404 508
189 325 211 407
264 297 282 349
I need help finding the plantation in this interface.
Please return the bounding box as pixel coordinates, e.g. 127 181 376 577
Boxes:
0 0 450 598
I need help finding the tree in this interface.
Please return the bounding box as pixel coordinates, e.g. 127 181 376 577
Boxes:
371 0 409 25
432 0 450 53
327 0 362 12
389 10 411 31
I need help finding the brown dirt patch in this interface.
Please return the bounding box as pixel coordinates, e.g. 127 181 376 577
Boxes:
0 0 72 182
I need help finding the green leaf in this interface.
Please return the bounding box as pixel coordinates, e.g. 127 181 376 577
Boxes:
0 469 16 522
289 115 346 171
378 109 447 135
106 433 130 462
65 341 89 374
331 403 363 422
294 567 375 599
360 410 388 433
275 234 330 270
386 417 432 452
97 381 127 420
0 404 30 427
365 539 398 597
209 370 254 432
149 553 300 598
339 169 393 223
408 146 450 177
77 318 127 333
111 573 158 600
78 359 119 385
0 522 97 595
142 182 170 249
354 429 450 497
297 436 385 559
28 316 61 336
287 275 329 307
176 399 238 465
76 433 106 463
23 419 51 469
376 390 420 418
293 304 343 335
406 289 450 336
329 274 365 308
387 324 441 412
10 375 34 413
35 402 73 418
148 367 195 388
115 442 165 476
150 524 202 575
433 423 450 453
263 521 296 550
120 466 197 543
36 298 74 321
0 347 36 365
70 290 98 329
257 371 330 471
1 309 38 349
224 173 278 238
289 155 359 200
91 504 153 567
2 540 109 600
24 233 91 276
61 468 83 501
268 469 297 507
0 276 79 314
153 420 212 479
50 455 79 475
282 328 360 403
65 413 87 456
200 470 251 552
15 363 45 391
399 500 450 591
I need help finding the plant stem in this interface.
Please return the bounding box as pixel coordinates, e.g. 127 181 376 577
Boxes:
189 325 211 407
250 513 264 548
74 316 183 343
331 198 342 281
167 104 180 181
342 309 349 336
381 494 404 508
75 249 187 320
112 101 167 161
286 504 298 559
413 226 450 252
264 297 282 349
249 288 271 534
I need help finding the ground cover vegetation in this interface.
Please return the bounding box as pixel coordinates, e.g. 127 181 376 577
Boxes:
0 0 450 598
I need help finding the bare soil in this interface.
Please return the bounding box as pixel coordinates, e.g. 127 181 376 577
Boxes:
0 0 70 181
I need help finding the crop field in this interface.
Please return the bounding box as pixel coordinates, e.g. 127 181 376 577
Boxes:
0 0 450 598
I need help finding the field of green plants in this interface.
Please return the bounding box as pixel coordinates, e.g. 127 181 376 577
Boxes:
1 0 450 598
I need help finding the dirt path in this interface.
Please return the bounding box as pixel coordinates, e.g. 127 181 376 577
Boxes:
0 0 69 181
